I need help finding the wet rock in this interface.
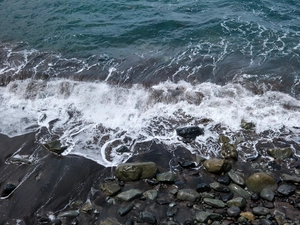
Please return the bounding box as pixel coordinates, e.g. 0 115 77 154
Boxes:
8 156 32 165
1 183 17 197
277 184 296 196
80 200 93 213
240 212 255 221
220 192 234 202
203 198 226 208
221 143 238 160
263 201 274 209
267 147 293 159
203 159 231 174
196 182 211 192
251 193 260 201
177 189 200 202
156 171 175 183
260 187 274 202
117 203 134 216
70 200 83 209
227 197 247 208
219 135 230 143
210 182 230 192
100 218 120 225
241 120 255 130
115 162 157 181
195 211 223 223
274 210 286 225
116 189 143 202
245 172 278 192
227 206 241 217
44 140 68 154
228 183 250 199
143 190 158 200
228 170 245 187
57 210 79 219
178 160 196 168
217 174 231 185
116 145 130 153
166 206 177 217
140 211 157 224
252 206 270 216
281 173 300 183
176 126 204 139
260 219 273 225
100 182 122 196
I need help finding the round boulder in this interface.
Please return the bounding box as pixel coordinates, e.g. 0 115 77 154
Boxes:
245 172 278 193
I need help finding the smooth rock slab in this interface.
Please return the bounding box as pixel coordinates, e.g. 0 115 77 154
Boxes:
116 189 143 202
277 184 296 196
245 172 278 193
177 189 200 202
115 162 157 181
203 198 226 208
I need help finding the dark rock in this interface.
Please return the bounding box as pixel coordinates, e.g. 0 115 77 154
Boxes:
117 203 134 216
140 211 157 224
100 182 122 196
80 200 93 213
241 120 255 130
252 206 270 216
227 206 241 217
210 182 230 192
196 182 211 193
260 219 273 225
260 187 274 202
195 211 223 223
228 183 250 199
217 174 231 185
203 198 226 208
146 179 159 185
281 173 300 183
263 201 274 209
166 206 177 217
228 170 245 187
203 159 231 174
251 193 260 201
143 190 158 200
220 192 234 202
116 189 143 202
1 183 17 197
277 184 296 196
246 172 278 192
227 197 247 208
115 162 157 181
44 140 68 154
116 145 130 153
177 189 200 202
219 135 230 143
178 160 196 168
99 218 120 225
176 126 204 139
156 171 176 183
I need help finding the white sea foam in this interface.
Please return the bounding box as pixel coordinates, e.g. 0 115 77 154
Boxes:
0 79 300 166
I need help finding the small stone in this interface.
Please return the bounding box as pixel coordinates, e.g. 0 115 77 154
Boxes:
241 120 255 130
227 197 247 209
219 135 230 143
116 189 143 202
203 159 231 174
203 198 226 208
99 218 120 225
228 183 250 199
1 183 17 197
115 162 157 181
80 200 93 213
220 192 234 202
245 172 278 193
277 184 296 196
178 160 196 168
210 182 230 192
252 207 270 216
166 206 177 217
274 210 286 225
196 182 211 192
228 170 245 187
177 189 200 202
140 211 157 224
195 211 223 223
251 193 260 201
116 145 130 153
57 210 79 218
240 212 255 221
260 219 273 225
100 182 122 196
227 206 241 217
117 203 134 216
176 126 204 139
143 190 158 200
156 171 176 183
70 200 83 209
267 147 293 159
263 201 274 209
281 173 300 183
260 188 274 202
44 140 68 154
217 174 231 185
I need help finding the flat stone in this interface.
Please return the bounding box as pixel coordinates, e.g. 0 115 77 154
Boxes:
100 182 122 196
143 190 158 200
177 189 200 202
195 211 223 223
252 207 270 216
116 189 143 202
277 184 296 196
227 197 247 209
228 170 245 187
210 182 230 192
228 183 250 199
117 203 134 216
115 162 157 181
245 172 278 193
240 212 255 221
203 159 231 174
203 198 226 208
260 187 274 202
140 211 157 224
156 171 175 183
281 174 300 183
267 147 293 159
227 206 241 217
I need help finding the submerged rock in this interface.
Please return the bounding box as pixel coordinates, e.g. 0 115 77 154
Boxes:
44 140 68 155
241 120 255 130
203 159 231 174
116 145 130 154
115 162 157 181
176 126 204 139
245 172 278 193
267 147 293 159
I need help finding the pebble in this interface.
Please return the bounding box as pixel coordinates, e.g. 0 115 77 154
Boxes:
116 189 143 202
195 211 223 223
196 182 211 192
246 172 278 192
228 170 245 186
117 203 134 216
252 206 270 216
220 192 234 202
57 210 79 219
210 182 230 192
240 212 255 221
260 219 273 225
281 174 300 183
217 174 231 185
156 171 176 183
260 187 275 202
203 198 226 208
228 183 250 199
263 201 275 209
140 211 157 224
177 189 200 202
227 206 241 217
227 197 247 209
143 190 158 200
277 184 296 196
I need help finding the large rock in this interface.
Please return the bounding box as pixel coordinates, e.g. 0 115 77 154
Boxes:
267 147 293 159
203 159 231 174
115 162 157 181
177 189 200 202
176 126 204 139
245 172 278 193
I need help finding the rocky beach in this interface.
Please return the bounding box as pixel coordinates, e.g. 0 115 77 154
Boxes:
1 123 300 225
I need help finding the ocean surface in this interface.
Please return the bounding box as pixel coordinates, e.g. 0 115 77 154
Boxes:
1 0 300 166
